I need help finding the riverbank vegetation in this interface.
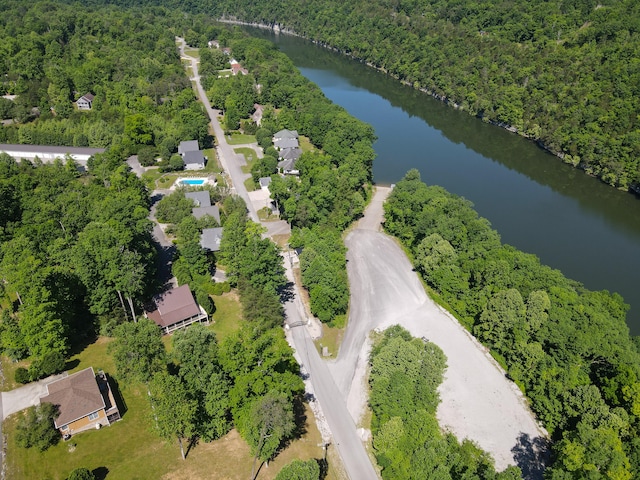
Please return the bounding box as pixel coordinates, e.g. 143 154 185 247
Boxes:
197 30 376 324
385 170 640 478
369 326 522 479
144 0 640 191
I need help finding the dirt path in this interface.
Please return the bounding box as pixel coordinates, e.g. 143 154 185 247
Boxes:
337 186 548 475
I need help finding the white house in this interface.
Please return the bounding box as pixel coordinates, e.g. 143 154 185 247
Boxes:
76 93 94 110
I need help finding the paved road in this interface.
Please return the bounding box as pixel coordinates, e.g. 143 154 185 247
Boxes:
177 37 259 224
282 259 379 480
177 37 380 478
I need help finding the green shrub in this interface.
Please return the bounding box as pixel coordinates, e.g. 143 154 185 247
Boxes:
67 468 95 480
14 367 30 384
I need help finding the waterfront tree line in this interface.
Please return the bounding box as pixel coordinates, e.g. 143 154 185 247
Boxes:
385 170 640 479
109 0 640 191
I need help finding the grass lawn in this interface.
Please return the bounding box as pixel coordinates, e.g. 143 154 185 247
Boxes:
4 321 345 479
209 291 243 341
244 177 256 192
226 133 256 145
183 47 200 58
299 136 316 153
202 148 221 173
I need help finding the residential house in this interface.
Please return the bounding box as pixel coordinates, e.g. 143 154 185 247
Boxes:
208 40 220 49
259 177 272 191
40 367 121 437
200 227 224 252
273 129 299 150
277 147 302 175
222 47 231 55
178 140 199 156
185 191 220 223
193 205 220 223
144 284 209 335
76 93 94 110
183 150 207 170
185 191 211 208
231 63 248 76
273 129 299 142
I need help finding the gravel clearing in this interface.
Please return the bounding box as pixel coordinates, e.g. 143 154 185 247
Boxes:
334 187 549 475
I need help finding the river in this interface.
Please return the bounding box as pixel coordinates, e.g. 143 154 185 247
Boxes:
247 28 640 335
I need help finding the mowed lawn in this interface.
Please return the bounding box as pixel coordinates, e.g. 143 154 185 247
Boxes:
3 292 339 479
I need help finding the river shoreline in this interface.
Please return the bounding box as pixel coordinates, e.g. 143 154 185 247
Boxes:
218 17 638 196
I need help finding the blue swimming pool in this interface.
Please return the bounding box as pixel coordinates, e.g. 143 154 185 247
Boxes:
180 179 206 185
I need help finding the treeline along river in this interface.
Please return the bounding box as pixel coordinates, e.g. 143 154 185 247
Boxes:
246 28 640 336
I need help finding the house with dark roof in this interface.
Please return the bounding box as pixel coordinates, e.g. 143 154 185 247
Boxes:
200 227 224 252
76 93 94 110
40 367 120 437
144 284 209 335
277 147 302 175
183 150 206 170
185 191 211 208
178 140 199 156
185 191 220 223
193 205 220 224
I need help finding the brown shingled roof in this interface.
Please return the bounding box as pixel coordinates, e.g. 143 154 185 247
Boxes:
146 285 201 328
40 367 105 428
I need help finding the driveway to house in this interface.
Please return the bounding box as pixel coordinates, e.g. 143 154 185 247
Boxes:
1 373 68 421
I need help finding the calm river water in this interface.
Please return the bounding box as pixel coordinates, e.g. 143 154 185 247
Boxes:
250 29 640 335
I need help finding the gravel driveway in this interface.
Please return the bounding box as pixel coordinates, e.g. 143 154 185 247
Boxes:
332 187 548 475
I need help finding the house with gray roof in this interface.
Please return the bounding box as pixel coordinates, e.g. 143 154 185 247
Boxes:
193 205 220 224
76 93 94 110
259 177 272 190
273 129 298 141
273 129 299 150
185 191 211 208
183 150 206 170
178 140 199 156
201 227 224 252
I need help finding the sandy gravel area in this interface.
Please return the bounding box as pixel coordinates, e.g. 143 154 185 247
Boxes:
334 187 548 474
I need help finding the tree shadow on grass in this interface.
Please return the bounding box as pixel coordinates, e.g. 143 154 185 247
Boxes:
511 432 551 480
92 466 109 480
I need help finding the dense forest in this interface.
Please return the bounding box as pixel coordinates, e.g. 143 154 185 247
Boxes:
0 0 210 160
385 170 640 479
96 0 640 192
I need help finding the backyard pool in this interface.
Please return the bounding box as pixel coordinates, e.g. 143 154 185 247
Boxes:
175 177 209 187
